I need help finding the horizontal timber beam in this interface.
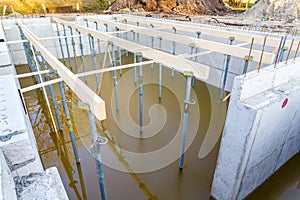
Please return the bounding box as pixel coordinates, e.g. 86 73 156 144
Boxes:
17 20 106 121
20 61 155 92
52 17 215 83
84 16 274 64
114 15 298 52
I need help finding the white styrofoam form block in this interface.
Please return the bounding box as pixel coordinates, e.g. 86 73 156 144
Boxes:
0 74 27 134
0 150 17 200
13 159 43 177
1 139 35 171
0 66 14 76
0 43 8 53
238 147 282 199
275 134 300 171
0 52 11 66
240 58 300 100
0 74 43 176
246 92 299 168
17 167 69 200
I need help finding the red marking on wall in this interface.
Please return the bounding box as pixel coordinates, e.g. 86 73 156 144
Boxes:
282 98 288 109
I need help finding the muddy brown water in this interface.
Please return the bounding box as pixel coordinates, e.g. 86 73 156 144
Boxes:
16 52 300 200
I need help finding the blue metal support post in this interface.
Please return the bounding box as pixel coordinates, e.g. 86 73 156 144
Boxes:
189 43 196 61
55 23 66 65
77 30 87 83
172 27 177 34
220 37 235 100
136 22 140 42
110 42 119 111
137 52 143 133
172 41 176 77
158 64 162 99
68 26 79 74
195 32 201 62
77 102 108 200
40 55 64 133
104 23 108 32
158 37 163 99
89 34 100 91
279 36 287 62
115 27 123 75
62 25 73 70
124 20 129 57
94 21 103 70
134 52 137 84
179 71 195 169
132 31 136 42
242 55 253 74
19 28 40 84
150 24 155 69
57 73 80 163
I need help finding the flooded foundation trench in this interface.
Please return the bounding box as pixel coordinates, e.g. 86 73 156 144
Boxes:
16 50 300 200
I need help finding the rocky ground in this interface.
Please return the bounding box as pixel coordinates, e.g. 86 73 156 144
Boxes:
108 0 300 22
108 0 232 15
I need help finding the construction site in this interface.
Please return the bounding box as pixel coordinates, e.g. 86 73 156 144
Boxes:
0 0 300 200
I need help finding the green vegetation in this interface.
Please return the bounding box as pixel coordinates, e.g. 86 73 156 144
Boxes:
0 0 114 15
224 0 257 10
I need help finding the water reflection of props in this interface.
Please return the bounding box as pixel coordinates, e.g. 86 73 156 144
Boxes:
50 126 87 200
98 121 157 200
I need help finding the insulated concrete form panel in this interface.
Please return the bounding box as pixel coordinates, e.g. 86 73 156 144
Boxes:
17 167 69 200
0 151 17 200
211 78 262 200
239 59 300 100
0 52 11 67
276 134 300 170
212 60 300 200
0 74 43 176
237 147 282 199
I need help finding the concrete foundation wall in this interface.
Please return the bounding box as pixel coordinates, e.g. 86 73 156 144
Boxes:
212 59 300 200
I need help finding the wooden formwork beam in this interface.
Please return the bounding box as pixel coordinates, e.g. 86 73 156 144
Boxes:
17 20 107 121
84 16 275 64
114 15 298 52
20 61 155 92
52 17 216 83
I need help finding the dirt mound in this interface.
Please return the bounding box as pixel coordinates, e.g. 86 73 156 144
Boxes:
244 0 300 20
109 0 231 15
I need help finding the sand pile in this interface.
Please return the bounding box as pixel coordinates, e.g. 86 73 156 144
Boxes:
244 0 300 20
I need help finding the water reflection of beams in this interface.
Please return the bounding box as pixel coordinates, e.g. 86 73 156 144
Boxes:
98 122 157 200
38 133 90 156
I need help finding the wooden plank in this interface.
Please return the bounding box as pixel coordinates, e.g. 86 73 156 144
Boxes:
17 20 107 121
20 61 155 92
84 16 275 64
77 60 155 77
53 18 212 81
114 15 298 51
21 78 62 93
16 70 51 78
